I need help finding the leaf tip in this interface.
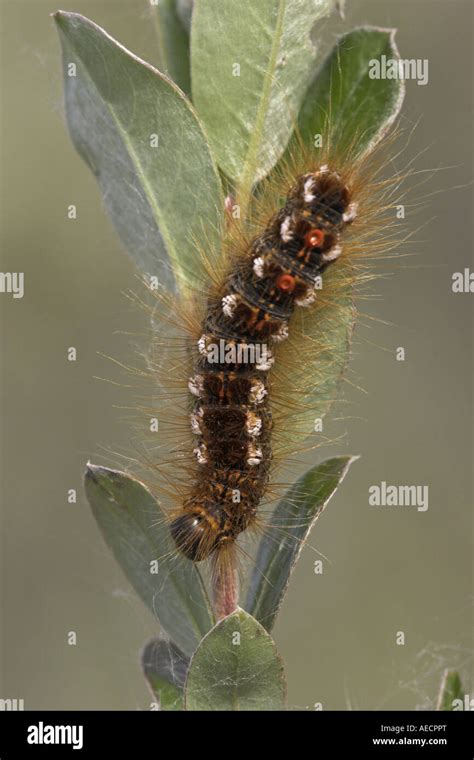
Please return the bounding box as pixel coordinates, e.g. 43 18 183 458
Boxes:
83 462 126 489
51 9 68 26
84 461 102 484
52 10 91 34
336 454 361 488
348 454 361 465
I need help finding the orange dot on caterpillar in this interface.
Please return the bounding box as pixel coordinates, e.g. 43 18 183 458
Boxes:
304 227 325 249
276 273 296 292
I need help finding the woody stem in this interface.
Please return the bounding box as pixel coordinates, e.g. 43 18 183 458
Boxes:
213 561 239 621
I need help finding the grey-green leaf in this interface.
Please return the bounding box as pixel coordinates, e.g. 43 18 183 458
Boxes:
84 465 214 657
297 27 405 159
245 456 358 631
436 669 464 711
54 11 223 293
191 0 335 206
150 0 191 95
185 608 287 710
141 638 189 711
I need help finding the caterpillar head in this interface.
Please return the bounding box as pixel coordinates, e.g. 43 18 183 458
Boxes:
170 507 227 562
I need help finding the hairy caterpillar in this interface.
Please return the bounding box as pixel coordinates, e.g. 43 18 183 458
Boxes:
124 126 409 604
170 165 356 562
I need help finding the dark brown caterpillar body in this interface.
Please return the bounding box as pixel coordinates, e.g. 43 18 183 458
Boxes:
170 166 356 561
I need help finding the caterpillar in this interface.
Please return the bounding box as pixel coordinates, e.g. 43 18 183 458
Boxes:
113 110 411 623
169 164 357 562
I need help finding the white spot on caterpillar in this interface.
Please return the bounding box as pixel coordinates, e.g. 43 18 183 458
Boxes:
295 288 317 307
272 322 289 342
253 257 265 278
249 379 267 404
188 374 204 397
256 350 274 371
222 293 239 317
247 443 263 466
246 411 262 437
193 443 208 464
343 201 358 223
190 416 201 435
321 244 342 263
303 176 316 202
198 335 209 355
190 407 204 435
280 216 293 242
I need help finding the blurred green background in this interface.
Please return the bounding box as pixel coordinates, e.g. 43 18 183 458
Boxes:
0 0 472 710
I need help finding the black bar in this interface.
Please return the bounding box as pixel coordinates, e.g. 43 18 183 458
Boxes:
0 710 472 756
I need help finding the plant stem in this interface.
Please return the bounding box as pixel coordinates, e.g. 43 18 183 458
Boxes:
213 561 239 620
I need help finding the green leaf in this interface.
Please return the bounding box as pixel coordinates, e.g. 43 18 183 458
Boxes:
185 608 287 710
297 27 405 159
84 465 214 657
141 638 189 711
436 670 464 711
54 11 223 293
150 0 191 95
191 0 335 211
245 456 358 631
